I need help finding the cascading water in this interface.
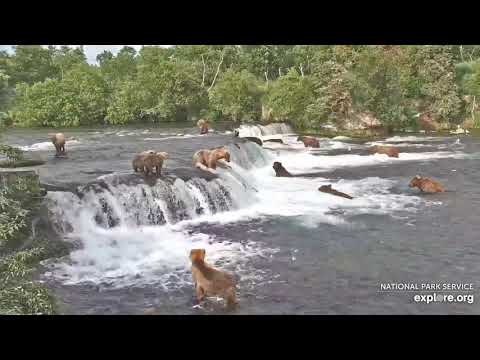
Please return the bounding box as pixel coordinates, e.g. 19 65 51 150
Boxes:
42 140 278 289
235 123 294 138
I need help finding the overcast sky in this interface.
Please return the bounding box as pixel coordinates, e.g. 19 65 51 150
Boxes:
0 45 171 64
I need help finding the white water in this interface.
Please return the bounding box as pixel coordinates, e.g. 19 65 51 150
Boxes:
236 123 294 138
44 123 467 290
19 139 80 152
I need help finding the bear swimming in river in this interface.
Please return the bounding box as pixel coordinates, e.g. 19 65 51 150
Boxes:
318 184 354 199
370 145 399 158
409 175 445 193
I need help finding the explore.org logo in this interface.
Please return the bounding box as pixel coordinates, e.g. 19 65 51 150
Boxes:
379 283 475 305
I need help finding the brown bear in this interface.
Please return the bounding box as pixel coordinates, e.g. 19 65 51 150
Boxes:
370 145 399 158
133 151 168 176
272 162 292 177
297 136 320 148
409 175 445 193
193 148 231 171
48 133 66 156
132 150 155 173
318 184 354 199
190 249 237 308
197 119 209 134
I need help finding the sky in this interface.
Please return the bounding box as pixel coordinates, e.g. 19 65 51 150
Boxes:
0 45 171 64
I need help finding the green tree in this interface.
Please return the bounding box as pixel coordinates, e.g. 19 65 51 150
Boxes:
98 46 137 87
7 45 58 85
13 64 108 127
409 46 462 122
306 60 352 128
52 45 87 80
209 69 263 122
264 68 314 127
106 80 148 125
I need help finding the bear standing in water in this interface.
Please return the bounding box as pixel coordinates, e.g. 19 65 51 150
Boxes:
132 150 168 176
409 175 445 193
297 136 320 148
370 145 399 158
193 148 231 172
189 249 237 308
197 119 209 134
272 162 292 177
48 133 66 157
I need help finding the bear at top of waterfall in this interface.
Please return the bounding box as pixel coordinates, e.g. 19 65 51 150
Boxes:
190 249 237 309
132 150 168 176
192 147 231 172
370 145 399 158
197 119 209 135
409 175 445 193
272 162 292 177
48 132 66 157
297 135 320 148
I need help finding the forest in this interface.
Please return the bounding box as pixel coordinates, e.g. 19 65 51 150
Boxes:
1 45 480 132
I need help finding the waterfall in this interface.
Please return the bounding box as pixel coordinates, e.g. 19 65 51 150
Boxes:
46 141 272 238
235 123 294 138
42 140 279 289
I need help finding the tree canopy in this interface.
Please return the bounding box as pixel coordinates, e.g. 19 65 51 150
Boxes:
1 45 479 130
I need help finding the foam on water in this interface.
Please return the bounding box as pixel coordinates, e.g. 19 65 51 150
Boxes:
144 134 204 141
267 150 468 174
383 135 442 143
43 223 277 289
20 140 80 152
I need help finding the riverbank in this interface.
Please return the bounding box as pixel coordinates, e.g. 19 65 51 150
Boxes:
0 170 68 315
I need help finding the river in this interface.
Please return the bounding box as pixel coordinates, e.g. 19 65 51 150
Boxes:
2 123 479 314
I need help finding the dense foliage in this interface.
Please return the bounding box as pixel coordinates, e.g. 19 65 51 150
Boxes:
1 45 480 130
0 175 60 315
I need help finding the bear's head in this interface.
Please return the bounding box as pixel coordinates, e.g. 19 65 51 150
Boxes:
156 151 168 160
409 175 423 188
215 148 230 162
319 185 332 191
273 162 283 171
190 249 206 263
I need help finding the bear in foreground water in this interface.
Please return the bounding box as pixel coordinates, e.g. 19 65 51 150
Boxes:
297 136 320 148
132 150 168 176
318 184 354 199
272 162 292 177
190 249 237 308
192 147 231 172
409 175 445 193
48 132 66 156
370 145 399 158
